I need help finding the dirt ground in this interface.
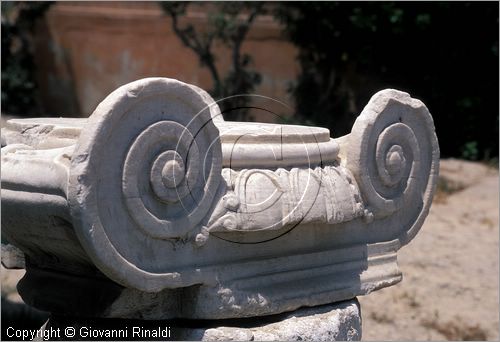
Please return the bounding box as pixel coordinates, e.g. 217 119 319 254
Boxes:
1 158 499 340
359 159 499 340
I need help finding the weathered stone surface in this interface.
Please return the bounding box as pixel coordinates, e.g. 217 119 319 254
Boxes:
1 78 439 319
35 299 361 341
183 300 361 341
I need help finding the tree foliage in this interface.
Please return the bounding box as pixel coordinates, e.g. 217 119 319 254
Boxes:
1 1 53 116
160 2 264 121
276 2 499 160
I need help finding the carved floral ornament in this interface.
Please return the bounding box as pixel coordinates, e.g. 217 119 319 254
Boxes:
1 78 439 319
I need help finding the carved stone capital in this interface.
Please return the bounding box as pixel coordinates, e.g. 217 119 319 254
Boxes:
1 78 439 319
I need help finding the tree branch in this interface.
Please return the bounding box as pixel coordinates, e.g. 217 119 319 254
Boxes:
163 3 222 93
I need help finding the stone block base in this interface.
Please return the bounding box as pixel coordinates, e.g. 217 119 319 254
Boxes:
36 299 361 341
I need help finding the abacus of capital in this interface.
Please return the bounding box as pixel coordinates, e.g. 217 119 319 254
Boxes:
1 78 439 341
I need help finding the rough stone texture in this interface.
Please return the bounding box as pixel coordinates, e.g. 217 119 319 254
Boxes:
1 78 439 320
183 300 361 341
35 299 361 341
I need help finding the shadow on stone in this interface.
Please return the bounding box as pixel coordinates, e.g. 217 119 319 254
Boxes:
1 296 49 341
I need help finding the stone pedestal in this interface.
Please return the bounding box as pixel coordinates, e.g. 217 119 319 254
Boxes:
1 78 438 339
36 299 360 341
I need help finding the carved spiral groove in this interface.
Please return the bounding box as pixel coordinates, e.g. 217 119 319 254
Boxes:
69 78 223 291
122 117 220 238
347 89 439 231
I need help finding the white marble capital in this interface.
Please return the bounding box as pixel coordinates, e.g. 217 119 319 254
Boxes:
1 78 439 319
